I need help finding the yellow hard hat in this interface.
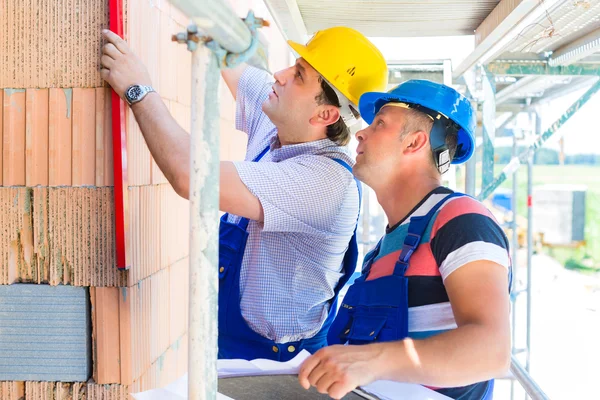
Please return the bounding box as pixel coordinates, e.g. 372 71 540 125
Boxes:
288 27 388 107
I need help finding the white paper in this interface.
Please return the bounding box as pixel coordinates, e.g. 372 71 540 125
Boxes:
131 375 234 400
132 350 450 400
360 380 451 400
217 349 311 378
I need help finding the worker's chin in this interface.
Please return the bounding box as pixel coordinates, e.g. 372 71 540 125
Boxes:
352 162 368 182
262 102 281 124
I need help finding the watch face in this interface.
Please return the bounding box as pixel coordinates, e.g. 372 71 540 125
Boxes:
126 85 143 102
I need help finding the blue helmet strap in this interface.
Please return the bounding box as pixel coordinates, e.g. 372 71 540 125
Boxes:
430 118 452 175
406 102 458 175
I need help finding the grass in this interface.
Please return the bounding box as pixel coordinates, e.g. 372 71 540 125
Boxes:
456 164 600 270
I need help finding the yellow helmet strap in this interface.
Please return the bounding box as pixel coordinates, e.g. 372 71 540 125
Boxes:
324 78 360 128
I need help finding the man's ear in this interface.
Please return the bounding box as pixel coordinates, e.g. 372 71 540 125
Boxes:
402 130 430 155
309 105 341 127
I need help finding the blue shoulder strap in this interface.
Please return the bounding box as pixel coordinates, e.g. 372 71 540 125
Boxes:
253 145 270 162
393 192 464 276
237 145 270 230
330 158 362 294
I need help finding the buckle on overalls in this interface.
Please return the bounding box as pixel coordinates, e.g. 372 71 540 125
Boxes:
400 233 421 262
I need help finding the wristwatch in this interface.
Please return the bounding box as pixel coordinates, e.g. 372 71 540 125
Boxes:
124 84 155 106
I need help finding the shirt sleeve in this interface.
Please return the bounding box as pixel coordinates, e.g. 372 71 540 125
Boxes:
235 66 276 141
232 156 359 236
430 196 511 281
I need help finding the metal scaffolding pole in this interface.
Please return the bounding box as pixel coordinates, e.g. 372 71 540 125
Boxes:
510 356 551 400
481 68 496 191
171 0 250 53
465 124 478 196
527 114 539 373
477 79 600 201
168 1 268 398
187 44 220 400
170 0 268 70
510 134 518 400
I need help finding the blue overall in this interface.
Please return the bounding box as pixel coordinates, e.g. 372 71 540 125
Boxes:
218 147 361 361
328 192 499 400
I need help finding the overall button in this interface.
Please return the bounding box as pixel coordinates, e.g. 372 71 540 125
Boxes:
272 346 279 353
344 329 350 334
369 331 375 336
287 345 296 353
219 266 225 273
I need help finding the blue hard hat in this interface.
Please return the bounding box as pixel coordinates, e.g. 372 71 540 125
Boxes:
358 80 476 164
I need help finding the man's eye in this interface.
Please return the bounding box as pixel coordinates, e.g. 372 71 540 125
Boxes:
377 119 384 126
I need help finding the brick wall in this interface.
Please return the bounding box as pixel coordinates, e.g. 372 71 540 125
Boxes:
0 0 291 396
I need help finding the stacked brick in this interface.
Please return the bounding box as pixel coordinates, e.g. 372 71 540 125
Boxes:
0 0 289 397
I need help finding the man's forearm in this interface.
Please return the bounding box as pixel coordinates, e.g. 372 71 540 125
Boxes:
375 324 511 388
131 93 191 198
221 64 248 100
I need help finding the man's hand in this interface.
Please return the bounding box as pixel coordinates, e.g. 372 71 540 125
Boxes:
100 30 152 98
298 344 384 399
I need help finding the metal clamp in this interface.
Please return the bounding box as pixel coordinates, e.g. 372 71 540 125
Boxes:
208 10 268 68
172 10 268 68
171 25 203 52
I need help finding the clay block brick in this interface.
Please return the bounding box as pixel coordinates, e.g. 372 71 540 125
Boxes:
150 269 170 364
175 44 192 106
128 186 140 283
169 257 189 344
170 2 190 28
32 187 50 283
49 89 72 186
170 101 190 133
141 4 161 90
140 185 161 279
129 280 152 382
25 382 55 400
43 187 126 286
103 89 114 186
0 381 24 400
86 383 128 400
3 89 26 186
25 89 49 186
93 287 121 384
24 382 128 400
158 12 177 101
0 91 3 186
176 333 189 377
160 184 190 269
131 282 140 381
126 109 151 186
119 287 133 385
0 0 108 88
156 347 177 389
72 88 96 186
1 187 126 287
0 188 34 284
142 279 152 378
96 88 114 186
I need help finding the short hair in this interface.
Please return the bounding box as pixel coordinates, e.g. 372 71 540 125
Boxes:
315 77 352 146
399 107 459 168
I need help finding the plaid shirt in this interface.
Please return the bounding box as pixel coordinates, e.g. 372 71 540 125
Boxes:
229 67 359 343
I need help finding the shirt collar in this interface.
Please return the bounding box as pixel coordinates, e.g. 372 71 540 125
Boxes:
268 136 344 162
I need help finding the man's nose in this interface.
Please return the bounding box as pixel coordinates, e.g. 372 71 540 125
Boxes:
273 66 292 86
